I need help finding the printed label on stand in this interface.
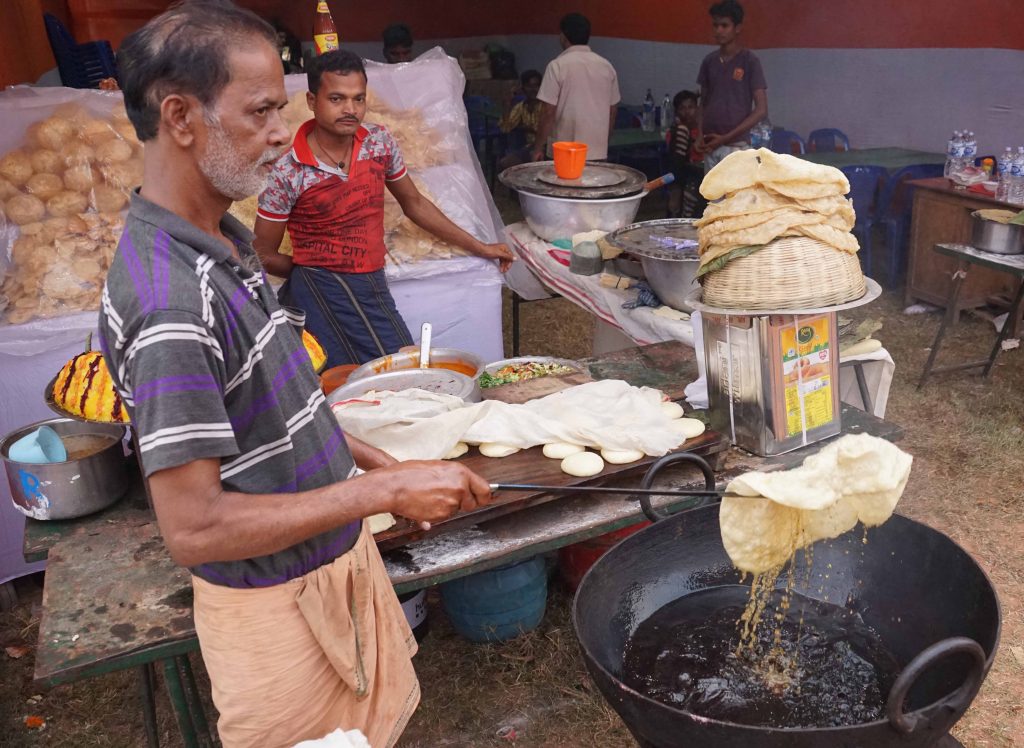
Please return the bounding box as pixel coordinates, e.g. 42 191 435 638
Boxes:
779 317 833 437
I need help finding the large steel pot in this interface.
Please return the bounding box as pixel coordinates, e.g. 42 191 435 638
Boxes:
517 190 645 242
2 417 130 520
970 211 1023 255
605 218 701 312
574 453 1000 748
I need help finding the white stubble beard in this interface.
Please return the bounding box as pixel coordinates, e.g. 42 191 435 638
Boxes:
198 117 285 202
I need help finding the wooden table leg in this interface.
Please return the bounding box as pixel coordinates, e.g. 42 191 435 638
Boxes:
138 664 160 748
983 275 1024 377
918 262 969 389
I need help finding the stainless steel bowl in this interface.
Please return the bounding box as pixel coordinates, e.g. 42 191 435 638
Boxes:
2 417 130 520
605 219 701 312
516 191 645 242
327 368 482 404
348 348 485 382
640 255 701 312
971 212 1024 255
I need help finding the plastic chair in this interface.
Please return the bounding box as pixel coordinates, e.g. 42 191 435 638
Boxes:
43 13 117 89
807 128 850 153
614 106 641 129
613 142 667 180
769 129 806 155
840 165 889 277
463 95 505 190
877 163 945 286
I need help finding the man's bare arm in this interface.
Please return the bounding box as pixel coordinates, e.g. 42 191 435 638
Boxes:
530 102 557 161
252 217 294 278
148 457 492 567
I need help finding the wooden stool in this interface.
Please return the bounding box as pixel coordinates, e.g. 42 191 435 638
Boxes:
918 243 1024 388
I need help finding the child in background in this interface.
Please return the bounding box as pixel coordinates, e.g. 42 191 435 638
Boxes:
498 69 543 170
667 90 706 218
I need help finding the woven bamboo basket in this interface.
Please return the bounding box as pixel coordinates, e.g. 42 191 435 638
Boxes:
701 236 866 310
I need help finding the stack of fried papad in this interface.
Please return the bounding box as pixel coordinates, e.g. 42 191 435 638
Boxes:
695 148 859 275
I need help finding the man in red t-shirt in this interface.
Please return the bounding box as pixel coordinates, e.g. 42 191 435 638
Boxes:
254 50 513 367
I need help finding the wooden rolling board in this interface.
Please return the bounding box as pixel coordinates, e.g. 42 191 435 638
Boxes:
480 370 593 404
373 426 729 551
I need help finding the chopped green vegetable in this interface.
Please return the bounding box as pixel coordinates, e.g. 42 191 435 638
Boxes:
478 361 577 388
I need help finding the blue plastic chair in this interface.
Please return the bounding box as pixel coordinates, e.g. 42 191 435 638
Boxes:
614 106 642 129
43 13 117 89
840 165 889 278
807 128 850 153
463 95 505 189
877 163 945 286
770 129 806 155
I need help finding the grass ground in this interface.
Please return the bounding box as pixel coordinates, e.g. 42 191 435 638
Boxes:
2 193 1022 746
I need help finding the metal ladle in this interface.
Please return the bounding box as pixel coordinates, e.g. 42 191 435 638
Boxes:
419 322 432 369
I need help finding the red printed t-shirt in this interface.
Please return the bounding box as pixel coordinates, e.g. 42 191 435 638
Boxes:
258 120 407 273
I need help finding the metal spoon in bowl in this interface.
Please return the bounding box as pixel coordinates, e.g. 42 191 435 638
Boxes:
419 322 432 369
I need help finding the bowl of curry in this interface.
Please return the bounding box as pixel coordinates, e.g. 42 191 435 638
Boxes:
347 348 486 383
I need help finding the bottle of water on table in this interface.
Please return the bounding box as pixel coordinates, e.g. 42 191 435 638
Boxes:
660 92 672 136
642 89 655 132
963 131 978 168
1011 147 1024 205
995 147 1013 202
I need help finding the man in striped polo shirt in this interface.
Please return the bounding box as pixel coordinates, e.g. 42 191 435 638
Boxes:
98 3 491 746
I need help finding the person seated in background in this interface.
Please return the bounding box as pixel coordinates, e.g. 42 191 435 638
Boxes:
666 91 706 218
498 69 543 170
382 23 413 63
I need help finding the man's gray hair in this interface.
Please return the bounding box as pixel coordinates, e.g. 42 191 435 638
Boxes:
118 0 277 142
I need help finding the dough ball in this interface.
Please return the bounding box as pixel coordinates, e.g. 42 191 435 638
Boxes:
367 512 397 534
479 442 521 458
100 160 143 190
25 173 64 201
600 448 645 465
90 184 128 213
63 163 97 192
542 442 585 459
561 451 605 477
660 401 685 419
0 151 33 185
46 190 90 217
29 149 63 175
0 177 18 199
95 138 133 164
78 118 118 146
444 442 469 460
5 193 46 225
60 141 95 166
35 117 76 151
670 418 706 441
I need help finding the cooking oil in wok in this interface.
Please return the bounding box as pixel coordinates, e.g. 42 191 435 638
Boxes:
621 585 900 728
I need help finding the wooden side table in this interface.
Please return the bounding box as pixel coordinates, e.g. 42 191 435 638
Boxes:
918 243 1024 388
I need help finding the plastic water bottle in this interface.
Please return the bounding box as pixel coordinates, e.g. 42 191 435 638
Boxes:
1011 147 1024 205
642 89 655 133
660 92 672 134
995 147 1014 202
963 131 978 166
944 131 957 177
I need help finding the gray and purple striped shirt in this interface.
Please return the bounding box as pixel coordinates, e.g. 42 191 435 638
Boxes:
98 192 359 588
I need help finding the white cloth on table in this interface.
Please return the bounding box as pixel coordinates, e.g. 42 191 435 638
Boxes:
331 380 687 461
505 222 695 347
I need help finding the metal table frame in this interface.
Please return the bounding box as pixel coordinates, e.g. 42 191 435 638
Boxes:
918 243 1024 388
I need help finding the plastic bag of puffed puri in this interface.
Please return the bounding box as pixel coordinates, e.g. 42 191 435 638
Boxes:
229 47 505 266
0 86 140 326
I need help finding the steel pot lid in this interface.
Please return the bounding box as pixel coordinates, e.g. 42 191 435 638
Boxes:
326 368 478 403
605 218 700 261
499 161 647 200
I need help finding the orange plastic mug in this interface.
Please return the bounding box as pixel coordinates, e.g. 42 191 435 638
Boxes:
552 141 588 180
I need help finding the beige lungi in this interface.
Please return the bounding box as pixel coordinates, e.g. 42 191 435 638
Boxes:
192 522 419 748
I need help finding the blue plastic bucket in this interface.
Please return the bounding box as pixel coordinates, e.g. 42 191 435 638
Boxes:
440 557 547 642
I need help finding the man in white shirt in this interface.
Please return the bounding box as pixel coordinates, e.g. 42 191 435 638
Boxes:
530 13 620 162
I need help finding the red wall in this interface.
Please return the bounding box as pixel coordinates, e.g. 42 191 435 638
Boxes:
60 0 1024 52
